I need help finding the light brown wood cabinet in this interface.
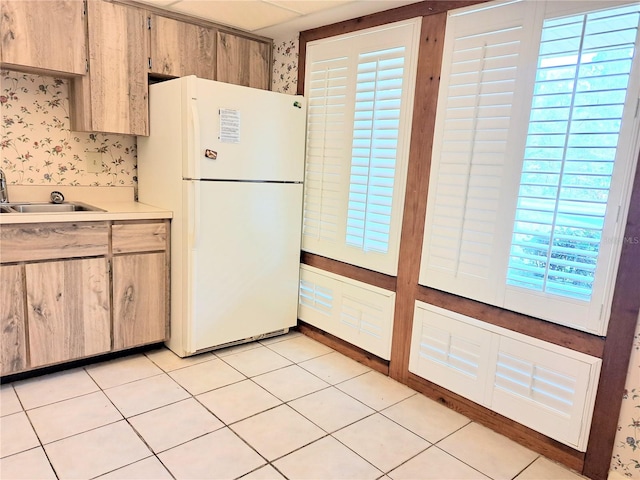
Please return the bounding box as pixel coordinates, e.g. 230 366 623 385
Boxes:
0 219 170 376
26 258 111 367
70 0 149 136
0 264 27 375
149 15 216 80
112 221 169 349
217 31 271 90
0 0 87 76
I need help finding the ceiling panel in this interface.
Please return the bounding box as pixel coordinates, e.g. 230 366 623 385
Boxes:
266 0 355 15
167 0 299 31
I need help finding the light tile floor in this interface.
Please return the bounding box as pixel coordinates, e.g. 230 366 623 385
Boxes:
0 332 588 480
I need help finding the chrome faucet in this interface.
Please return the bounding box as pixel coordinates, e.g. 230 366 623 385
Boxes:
0 169 7 203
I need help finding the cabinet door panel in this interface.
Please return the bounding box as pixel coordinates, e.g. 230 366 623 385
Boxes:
26 258 110 367
216 32 270 90
113 253 167 349
1 0 86 75
150 15 216 80
1 265 27 375
70 1 148 135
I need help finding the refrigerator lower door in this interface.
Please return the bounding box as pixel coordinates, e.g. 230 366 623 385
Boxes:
186 180 303 353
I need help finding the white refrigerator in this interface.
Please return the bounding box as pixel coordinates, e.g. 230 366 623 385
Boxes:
137 76 306 357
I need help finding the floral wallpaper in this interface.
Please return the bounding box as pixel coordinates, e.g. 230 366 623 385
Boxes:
272 36 299 95
612 316 640 477
1 70 136 186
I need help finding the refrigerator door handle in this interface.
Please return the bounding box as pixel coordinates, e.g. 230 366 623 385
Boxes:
189 181 201 249
185 78 201 179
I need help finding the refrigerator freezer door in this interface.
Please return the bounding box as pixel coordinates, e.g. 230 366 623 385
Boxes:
186 76 306 182
185 180 303 352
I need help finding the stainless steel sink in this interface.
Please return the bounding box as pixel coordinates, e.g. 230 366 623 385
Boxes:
1 202 105 213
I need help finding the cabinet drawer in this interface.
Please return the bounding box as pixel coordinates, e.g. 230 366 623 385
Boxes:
0 222 109 263
112 221 168 254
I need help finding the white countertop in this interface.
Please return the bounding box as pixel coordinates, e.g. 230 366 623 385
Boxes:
0 185 172 224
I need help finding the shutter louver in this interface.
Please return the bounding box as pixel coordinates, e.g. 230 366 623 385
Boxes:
346 48 405 254
303 57 349 243
340 294 384 340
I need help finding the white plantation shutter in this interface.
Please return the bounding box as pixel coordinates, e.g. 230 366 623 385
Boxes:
347 48 405 254
303 57 348 243
503 3 640 333
419 1 536 304
420 0 640 334
303 19 421 275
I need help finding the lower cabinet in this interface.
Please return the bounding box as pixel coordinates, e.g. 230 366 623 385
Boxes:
26 258 111 367
0 219 169 376
113 253 167 349
409 301 601 451
0 264 27 375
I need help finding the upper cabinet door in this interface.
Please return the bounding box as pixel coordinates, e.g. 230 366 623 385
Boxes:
70 1 149 136
216 32 271 90
149 15 216 80
0 0 86 76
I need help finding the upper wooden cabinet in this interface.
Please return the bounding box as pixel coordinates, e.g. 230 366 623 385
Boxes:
70 1 149 136
217 31 271 90
0 0 87 76
149 15 216 80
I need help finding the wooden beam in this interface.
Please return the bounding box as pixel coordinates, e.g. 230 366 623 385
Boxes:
300 252 396 292
389 12 447 383
583 148 640 480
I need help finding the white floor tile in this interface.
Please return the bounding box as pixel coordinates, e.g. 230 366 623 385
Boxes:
515 456 587 480
0 412 40 458
337 370 415 411
168 358 245 395
196 379 281 424
333 413 430 473
388 446 491 480
220 345 292 377
96 456 174 479
85 355 163 389
289 386 374 433
0 385 22 417
437 423 539 480
253 364 330 402
129 398 223 453
299 351 371 384
27 391 122 444
159 427 266 479
231 404 325 460
274 436 382 479
0 447 57 480
13 368 98 410
241 464 287 479
105 374 190 418
44 420 151 479
381 393 470 442
145 348 215 372
266 335 334 363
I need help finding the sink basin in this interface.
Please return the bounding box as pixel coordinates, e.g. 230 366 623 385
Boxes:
2 202 105 213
